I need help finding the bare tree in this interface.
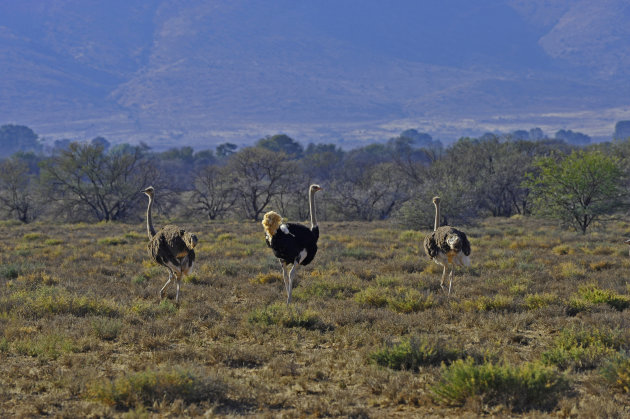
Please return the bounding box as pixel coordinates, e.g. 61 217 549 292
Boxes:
0 157 40 222
191 165 237 220
228 147 296 221
40 142 161 222
330 162 410 221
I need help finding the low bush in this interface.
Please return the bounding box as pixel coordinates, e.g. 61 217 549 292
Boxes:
601 352 630 394
248 303 324 330
370 337 462 371
542 327 624 370
88 367 227 408
433 358 568 412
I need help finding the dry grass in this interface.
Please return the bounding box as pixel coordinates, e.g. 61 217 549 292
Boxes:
0 217 629 416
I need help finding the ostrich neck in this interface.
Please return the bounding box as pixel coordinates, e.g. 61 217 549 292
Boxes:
309 189 318 229
146 196 156 238
434 202 440 231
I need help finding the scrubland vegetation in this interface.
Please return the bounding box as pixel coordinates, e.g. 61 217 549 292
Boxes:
0 216 628 417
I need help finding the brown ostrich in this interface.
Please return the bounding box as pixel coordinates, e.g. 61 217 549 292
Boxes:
143 186 197 305
423 196 471 294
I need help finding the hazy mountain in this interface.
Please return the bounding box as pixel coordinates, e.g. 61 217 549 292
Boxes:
1 0 629 149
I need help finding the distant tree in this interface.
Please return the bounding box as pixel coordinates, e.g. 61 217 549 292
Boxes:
256 134 304 159
90 136 110 151
554 129 590 145
191 165 237 220
40 142 160 222
303 143 344 181
329 162 410 221
227 147 296 221
216 143 238 158
529 127 545 141
614 121 630 141
0 124 41 157
0 157 40 222
524 150 625 234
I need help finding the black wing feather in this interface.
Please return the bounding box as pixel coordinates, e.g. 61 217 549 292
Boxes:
269 223 318 266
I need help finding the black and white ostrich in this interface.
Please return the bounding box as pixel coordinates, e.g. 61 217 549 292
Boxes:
423 196 471 294
143 186 197 305
262 184 322 303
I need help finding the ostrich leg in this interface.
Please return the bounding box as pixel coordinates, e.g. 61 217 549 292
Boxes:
279 260 290 300
160 270 174 299
440 265 447 290
287 263 300 304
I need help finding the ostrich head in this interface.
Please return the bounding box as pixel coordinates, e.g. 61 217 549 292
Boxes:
181 230 198 249
142 186 155 198
446 234 463 252
432 196 440 206
310 184 322 193
262 211 283 238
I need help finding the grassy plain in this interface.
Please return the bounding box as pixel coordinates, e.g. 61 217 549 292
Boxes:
0 216 629 417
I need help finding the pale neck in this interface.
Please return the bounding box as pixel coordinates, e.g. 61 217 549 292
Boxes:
146 195 156 238
434 202 440 231
309 189 318 229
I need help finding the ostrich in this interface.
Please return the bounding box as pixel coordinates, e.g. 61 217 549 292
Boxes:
423 196 471 294
262 184 322 303
143 186 197 305
625 239 630 255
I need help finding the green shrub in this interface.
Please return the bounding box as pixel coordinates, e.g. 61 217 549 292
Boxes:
354 286 433 313
248 303 324 330
3 286 119 319
354 286 388 308
97 236 128 246
14 333 80 360
387 287 434 313
131 299 177 319
370 337 462 371
601 352 630 393
91 317 123 341
433 358 568 412
88 367 226 408
524 293 559 310
542 327 623 370
577 285 630 311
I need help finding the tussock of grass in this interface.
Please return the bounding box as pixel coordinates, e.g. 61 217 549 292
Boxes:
459 295 515 312
340 247 375 260
251 272 282 284
354 286 433 313
567 285 630 315
91 317 123 341
557 262 586 279
589 260 614 271
552 245 572 255
13 332 81 359
542 327 624 370
370 337 462 371
2 286 119 319
23 232 44 241
248 303 325 330
97 236 128 246
433 358 568 412
293 279 359 300
131 299 177 319
88 367 227 408
524 293 559 310
601 352 630 393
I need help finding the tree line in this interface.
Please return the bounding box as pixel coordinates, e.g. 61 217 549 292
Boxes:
0 125 629 233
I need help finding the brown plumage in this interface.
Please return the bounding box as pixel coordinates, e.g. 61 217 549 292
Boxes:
423 196 471 294
143 187 197 305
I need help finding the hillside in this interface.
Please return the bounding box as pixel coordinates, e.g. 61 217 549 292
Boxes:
1 1 629 149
